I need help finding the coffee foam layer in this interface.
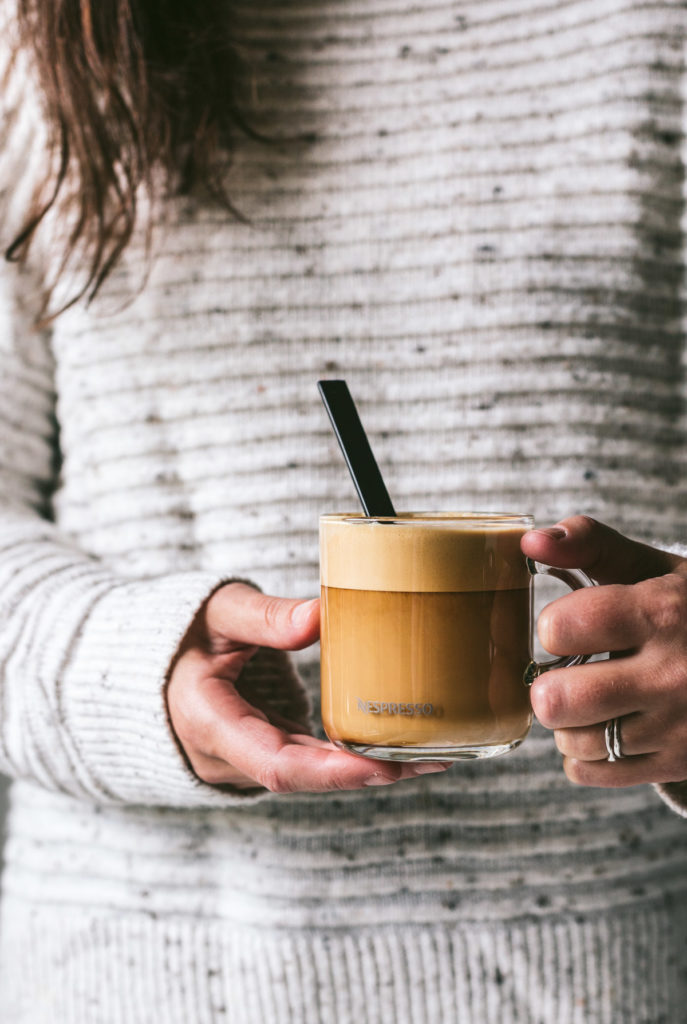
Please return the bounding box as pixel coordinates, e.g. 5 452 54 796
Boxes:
320 518 530 593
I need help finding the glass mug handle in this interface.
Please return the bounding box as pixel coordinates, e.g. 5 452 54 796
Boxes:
523 557 595 686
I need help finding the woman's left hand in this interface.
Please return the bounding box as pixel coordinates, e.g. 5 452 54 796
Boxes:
521 516 687 787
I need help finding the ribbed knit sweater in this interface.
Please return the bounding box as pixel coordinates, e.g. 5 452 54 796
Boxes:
2 1 687 1021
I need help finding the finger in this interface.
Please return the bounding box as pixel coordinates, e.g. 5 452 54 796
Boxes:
536 583 650 656
562 752 687 788
190 751 263 789
191 738 449 789
521 515 680 586
530 657 643 729
207 582 320 650
553 711 661 761
217 725 449 762
190 732 335 789
191 674 450 793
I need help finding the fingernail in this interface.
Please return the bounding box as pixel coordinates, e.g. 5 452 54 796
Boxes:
534 526 566 540
364 773 396 786
293 598 319 625
412 762 452 775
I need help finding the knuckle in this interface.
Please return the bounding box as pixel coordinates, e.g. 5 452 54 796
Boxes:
260 596 303 647
564 514 598 537
258 762 291 795
327 769 359 792
262 596 285 635
576 514 600 539
652 656 687 700
640 576 686 635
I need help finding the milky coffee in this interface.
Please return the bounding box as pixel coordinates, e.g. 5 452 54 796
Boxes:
320 513 534 760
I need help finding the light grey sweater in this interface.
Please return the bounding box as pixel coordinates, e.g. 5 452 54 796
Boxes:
1 1 687 1021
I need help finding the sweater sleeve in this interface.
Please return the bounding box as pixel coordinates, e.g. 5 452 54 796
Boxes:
0 262 271 808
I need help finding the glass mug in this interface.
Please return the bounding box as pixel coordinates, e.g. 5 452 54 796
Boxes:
319 512 593 762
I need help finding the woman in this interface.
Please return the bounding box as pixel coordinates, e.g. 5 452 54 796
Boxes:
1 0 687 1020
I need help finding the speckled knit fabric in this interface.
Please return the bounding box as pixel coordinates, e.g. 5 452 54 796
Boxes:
1 1 687 1021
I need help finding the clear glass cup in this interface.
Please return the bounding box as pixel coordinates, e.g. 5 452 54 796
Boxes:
320 512 592 762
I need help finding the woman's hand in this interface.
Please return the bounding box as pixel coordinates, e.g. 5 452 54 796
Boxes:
166 582 447 793
522 516 687 787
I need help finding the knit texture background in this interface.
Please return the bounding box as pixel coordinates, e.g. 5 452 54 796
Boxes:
1 0 687 1020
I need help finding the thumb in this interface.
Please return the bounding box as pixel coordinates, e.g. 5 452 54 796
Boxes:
520 514 681 585
206 582 320 650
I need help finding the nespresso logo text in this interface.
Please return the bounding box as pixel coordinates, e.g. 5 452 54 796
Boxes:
357 699 436 717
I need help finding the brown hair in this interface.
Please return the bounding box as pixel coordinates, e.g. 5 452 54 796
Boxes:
7 0 250 318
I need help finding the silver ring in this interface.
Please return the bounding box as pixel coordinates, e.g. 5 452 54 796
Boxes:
604 718 624 762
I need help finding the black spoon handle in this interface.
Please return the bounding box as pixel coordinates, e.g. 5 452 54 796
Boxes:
317 380 397 518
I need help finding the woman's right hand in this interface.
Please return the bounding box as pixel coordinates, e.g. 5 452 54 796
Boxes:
166 582 449 793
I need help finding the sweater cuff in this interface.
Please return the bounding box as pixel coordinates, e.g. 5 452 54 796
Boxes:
64 572 268 808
